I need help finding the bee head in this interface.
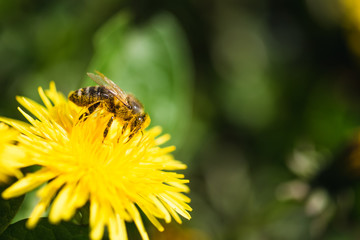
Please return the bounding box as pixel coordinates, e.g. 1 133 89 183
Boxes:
126 95 144 114
138 113 150 129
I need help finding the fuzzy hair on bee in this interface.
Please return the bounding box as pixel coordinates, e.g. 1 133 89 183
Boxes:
68 72 149 141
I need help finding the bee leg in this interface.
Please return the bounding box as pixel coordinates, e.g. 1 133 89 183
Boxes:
116 122 128 143
127 119 142 141
78 102 101 122
77 113 87 125
103 116 114 141
122 122 129 134
87 102 101 116
128 129 140 141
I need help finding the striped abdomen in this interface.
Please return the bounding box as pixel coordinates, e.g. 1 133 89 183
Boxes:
68 86 114 106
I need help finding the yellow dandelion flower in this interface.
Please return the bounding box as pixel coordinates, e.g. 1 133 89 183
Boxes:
1 82 191 240
0 123 25 183
341 0 360 31
340 0 360 56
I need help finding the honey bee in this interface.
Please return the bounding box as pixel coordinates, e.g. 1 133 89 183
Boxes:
68 72 149 141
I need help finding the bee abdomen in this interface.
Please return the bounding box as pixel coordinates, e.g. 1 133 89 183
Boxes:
68 86 113 106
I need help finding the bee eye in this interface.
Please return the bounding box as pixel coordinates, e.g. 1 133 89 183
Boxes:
126 95 143 114
132 104 140 113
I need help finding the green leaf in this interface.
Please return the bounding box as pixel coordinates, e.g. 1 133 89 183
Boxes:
0 183 25 235
0 218 89 240
86 12 194 149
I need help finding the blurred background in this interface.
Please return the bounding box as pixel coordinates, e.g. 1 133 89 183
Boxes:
2 0 360 239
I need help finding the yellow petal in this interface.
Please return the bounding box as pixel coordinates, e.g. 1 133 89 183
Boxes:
127 202 149 240
38 86 53 109
109 214 128 240
2 170 56 198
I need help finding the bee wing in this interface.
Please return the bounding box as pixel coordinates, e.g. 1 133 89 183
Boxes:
87 72 130 108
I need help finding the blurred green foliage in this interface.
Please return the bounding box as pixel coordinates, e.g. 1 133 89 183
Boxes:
0 183 24 235
1 218 89 240
2 0 360 239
